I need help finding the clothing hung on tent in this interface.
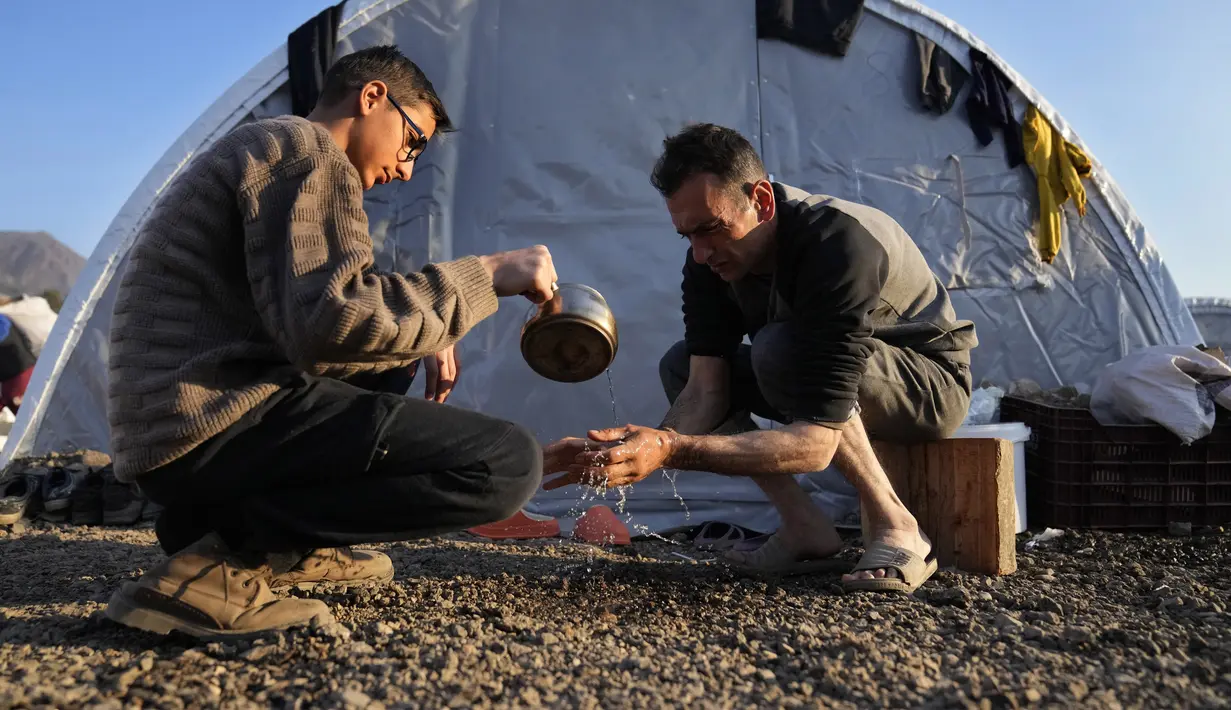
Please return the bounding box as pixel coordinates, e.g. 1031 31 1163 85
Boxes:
965 48 1025 168
915 33 967 115
756 0 866 57
288 1 345 117
1023 104 1093 264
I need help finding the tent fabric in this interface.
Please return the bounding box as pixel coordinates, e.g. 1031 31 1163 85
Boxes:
1186 298 1231 351
288 1 345 117
0 0 1202 535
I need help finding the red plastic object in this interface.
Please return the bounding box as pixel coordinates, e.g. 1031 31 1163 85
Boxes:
572 505 631 546
467 510 560 540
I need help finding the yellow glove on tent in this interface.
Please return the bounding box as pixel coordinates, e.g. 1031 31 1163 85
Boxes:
1022 105 1093 263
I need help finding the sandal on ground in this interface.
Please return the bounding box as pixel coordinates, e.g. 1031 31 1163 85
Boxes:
722 534 847 576
841 540 938 594
692 521 767 551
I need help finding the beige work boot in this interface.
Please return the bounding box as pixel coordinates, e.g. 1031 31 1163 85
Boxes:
270 547 395 592
105 533 333 638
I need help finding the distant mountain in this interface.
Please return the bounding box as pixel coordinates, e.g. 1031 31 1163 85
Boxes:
0 231 86 299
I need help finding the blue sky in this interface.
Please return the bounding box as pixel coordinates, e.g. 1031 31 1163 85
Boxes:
1 1 1226 297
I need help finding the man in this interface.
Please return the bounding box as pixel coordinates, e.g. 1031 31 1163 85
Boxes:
104 45 558 637
544 124 976 593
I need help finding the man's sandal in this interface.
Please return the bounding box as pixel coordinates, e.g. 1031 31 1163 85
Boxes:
842 541 938 593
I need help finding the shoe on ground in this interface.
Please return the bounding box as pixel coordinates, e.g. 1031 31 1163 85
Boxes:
140 499 165 522
0 473 41 526
70 470 105 526
105 533 334 638
269 547 395 592
102 468 145 526
41 466 84 521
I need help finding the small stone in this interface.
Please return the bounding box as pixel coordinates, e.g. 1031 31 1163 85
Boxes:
931 588 970 608
138 656 154 672
737 664 757 677
1036 597 1064 615
340 689 371 708
315 621 352 641
540 632 560 645
757 669 776 681
373 622 394 636
1023 626 1043 640
241 645 279 662
1168 521 1193 537
348 642 375 655
1184 659 1217 684
112 667 141 693
1024 611 1060 625
1068 680 1089 701
994 613 1023 630
80 451 112 467
206 642 236 657
1062 626 1093 644
1024 688 1043 703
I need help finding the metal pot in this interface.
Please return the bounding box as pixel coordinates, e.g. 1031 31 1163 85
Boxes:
520 283 618 383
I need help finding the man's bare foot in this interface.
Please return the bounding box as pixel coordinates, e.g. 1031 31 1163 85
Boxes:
843 519 932 582
773 518 845 560
724 516 845 573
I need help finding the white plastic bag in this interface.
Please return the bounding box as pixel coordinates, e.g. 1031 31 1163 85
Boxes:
1090 345 1231 443
962 385 1005 425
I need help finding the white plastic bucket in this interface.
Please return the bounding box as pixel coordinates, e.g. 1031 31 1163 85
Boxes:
949 422 1031 533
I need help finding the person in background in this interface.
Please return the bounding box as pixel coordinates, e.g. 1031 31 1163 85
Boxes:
104 45 559 638
0 312 36 413
543 123 976 594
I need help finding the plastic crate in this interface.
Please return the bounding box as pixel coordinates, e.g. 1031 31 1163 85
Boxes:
999 396 1231 530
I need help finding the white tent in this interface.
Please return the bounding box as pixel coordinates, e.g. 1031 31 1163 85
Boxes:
1186 298 1231 351
1 0 1200 534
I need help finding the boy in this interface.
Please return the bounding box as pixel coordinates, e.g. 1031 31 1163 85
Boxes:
105 46 558 636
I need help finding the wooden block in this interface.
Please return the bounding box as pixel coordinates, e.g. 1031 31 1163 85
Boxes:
865 438 1017 576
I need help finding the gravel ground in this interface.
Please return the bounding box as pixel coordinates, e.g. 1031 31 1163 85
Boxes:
1 520 1229 709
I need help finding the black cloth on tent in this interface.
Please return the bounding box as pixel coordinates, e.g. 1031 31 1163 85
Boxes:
915 33 968 115
965 48 1025 168
288 2 345 117
756 0 865 58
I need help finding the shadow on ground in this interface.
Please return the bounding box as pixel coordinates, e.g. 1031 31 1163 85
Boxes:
0 535 157 607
